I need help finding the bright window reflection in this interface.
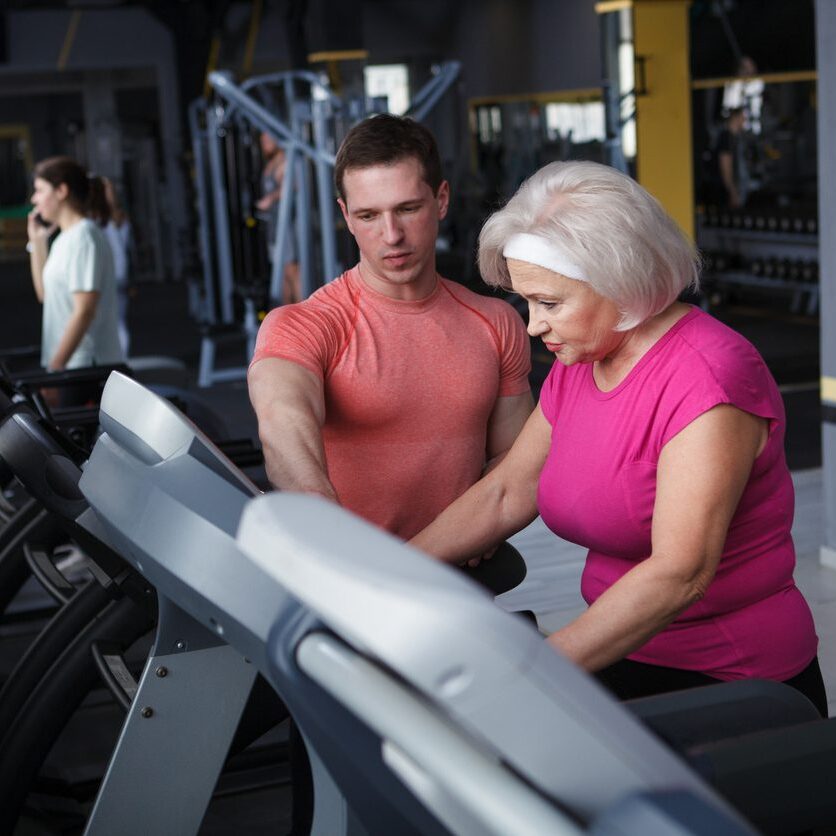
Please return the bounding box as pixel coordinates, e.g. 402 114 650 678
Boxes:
364 64 410 115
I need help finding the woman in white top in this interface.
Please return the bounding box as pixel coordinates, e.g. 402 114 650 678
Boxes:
27 157 123 377
101 177 132 356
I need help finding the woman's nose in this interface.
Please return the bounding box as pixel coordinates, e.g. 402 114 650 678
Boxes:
527 309 548 337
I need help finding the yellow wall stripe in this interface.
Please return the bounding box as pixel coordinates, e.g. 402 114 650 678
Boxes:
822 377 836 404
241 0 263 77
468 88 602 107
633 0 694 240
203 36 222 99
57 10 82 71
595 0 633 13
308 50 368 64
693 69 817 90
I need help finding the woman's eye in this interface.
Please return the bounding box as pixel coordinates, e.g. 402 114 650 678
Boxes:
539 300 557 310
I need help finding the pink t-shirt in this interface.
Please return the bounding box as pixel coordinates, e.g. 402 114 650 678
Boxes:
252 267 531 539
538 307 817 681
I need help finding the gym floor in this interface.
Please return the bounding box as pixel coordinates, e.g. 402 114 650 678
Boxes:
1 260 832 833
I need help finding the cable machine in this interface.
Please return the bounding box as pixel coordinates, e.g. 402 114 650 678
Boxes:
189 62 461 387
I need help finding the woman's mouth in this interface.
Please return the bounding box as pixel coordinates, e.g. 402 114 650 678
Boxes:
544 342 563 353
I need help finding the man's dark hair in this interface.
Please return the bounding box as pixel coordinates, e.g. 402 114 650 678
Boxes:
334 114 443 201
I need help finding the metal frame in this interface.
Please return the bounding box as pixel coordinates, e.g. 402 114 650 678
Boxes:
189 63 461 387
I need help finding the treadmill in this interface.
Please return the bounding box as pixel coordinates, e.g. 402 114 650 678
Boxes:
78 372 836 835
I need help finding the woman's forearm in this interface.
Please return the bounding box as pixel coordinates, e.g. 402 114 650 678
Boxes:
48 306 96 370
411 472 538 564
412 406 550 564
28 241 48 303
547 551 712 671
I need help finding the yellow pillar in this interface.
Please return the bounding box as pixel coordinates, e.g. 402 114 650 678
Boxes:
633 0 694 239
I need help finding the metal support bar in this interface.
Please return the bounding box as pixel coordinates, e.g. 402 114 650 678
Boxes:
205 105 237 324
188 100 217 324
85 597 257 836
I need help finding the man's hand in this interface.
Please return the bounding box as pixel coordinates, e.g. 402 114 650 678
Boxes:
461 545 497 569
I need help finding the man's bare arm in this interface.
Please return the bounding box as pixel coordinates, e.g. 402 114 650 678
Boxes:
248 357 338 500
485 390 535 470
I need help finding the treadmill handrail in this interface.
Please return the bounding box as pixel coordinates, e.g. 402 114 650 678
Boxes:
296 630 584 836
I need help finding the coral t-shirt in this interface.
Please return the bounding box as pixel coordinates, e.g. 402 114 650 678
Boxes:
252 267 531 539
537 307 817 681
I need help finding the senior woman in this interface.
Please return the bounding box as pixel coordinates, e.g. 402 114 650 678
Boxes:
411 161 827 717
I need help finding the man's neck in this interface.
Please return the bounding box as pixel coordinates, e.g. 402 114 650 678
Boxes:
355 262 439 302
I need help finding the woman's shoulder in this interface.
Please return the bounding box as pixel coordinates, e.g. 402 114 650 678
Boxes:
674 308 767 372
71 218 108 246
665 307 779 410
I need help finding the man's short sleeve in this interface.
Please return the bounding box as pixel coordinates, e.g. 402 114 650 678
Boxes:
250 297 350 378
493 302 531 397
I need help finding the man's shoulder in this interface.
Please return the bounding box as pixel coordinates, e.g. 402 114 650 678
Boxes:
259 272 357 339
438 277 519 321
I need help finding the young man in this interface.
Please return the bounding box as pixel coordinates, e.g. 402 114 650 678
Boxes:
716 107 749 209
248 114 532 541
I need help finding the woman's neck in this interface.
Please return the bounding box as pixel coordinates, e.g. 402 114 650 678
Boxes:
57 206 85 232
593 302 690 391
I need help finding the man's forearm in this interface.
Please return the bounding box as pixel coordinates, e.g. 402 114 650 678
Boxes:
259 412 338 501
249 357 338 500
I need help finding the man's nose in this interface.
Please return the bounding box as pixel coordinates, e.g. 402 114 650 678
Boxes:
381 213 404 244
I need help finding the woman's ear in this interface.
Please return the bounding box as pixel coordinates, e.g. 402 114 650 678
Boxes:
55 182 70 203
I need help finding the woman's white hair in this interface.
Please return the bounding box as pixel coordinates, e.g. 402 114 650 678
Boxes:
478 161 700 331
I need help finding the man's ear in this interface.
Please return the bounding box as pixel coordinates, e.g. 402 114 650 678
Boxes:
436 180 450 221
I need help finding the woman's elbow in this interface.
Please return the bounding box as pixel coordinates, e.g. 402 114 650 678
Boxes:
674 566 715 611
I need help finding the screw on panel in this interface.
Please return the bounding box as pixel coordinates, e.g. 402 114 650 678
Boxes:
155 666 168 678
175 641 185 650
141 706 154 718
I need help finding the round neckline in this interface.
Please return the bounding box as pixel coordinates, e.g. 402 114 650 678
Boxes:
349 266 443 314
586 306 701 400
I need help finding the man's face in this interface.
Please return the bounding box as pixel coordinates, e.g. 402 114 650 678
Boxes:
338 157 449 300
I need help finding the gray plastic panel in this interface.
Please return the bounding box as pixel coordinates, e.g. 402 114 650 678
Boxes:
238 493 746 824
80 372 283 668
296 631 584 836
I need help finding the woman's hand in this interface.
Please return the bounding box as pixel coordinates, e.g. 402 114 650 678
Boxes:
410 406 550 564
27 209 56 244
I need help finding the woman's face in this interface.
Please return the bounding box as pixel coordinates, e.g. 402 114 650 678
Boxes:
508 258 625 366
31 177 64 223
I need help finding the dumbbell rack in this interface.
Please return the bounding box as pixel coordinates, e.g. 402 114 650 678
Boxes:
697 207 819 316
